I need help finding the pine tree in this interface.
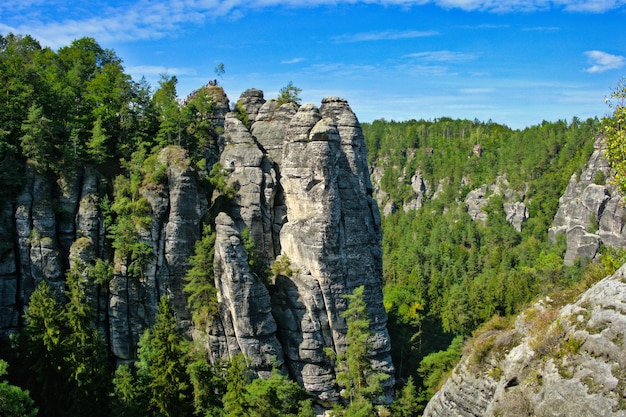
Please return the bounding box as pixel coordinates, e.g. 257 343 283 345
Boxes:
223 354 249 417
330 286 389 416
21 280 69 417
141 296 194 417
0 360 38 417
20 103 54 170
184 225 218 327
64 266 111 417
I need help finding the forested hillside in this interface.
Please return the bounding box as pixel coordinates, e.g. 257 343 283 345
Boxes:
1 32 625 417
361 115 626 409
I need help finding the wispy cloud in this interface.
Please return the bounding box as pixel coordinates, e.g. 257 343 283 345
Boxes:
281 58 305 64
459 87 496 94
333 30 439 43
556 0 626 13
404 50 478 62
125 65 197 77
434 0 624 12
522 26 561 32
584 50 625 73
2 0 624 49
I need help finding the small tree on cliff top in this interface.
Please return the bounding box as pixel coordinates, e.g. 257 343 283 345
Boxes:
277 81 302 106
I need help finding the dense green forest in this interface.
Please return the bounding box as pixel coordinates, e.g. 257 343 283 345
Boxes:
1 33 625 416
361 115 626 408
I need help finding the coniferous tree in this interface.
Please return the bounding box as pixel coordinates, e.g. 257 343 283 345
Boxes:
64 266 111 417
329 286 389 416
111 364 148 417
140 296 194 417
184 225 218 327
21 280 69 417
20 103 53 170
223 354 249 417
0 360 38 417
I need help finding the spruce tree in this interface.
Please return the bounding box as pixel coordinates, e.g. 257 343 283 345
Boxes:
141 296 194 417
21 280 69 417
330 286 389 416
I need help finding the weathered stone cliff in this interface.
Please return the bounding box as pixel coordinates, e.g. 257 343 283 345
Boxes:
423 265 626 417
549 135 626 265
0 87 394 402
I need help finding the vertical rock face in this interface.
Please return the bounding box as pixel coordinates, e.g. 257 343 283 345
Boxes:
270 97 394 400
0 88 394 402
207 94 394 400
549 136 626 265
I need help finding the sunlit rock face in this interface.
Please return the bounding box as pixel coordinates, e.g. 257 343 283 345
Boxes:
423 263 626 417
0 87 394 403
208 92 394 400
550 135 626 265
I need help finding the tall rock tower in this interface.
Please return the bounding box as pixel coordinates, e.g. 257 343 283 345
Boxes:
206 91 395 401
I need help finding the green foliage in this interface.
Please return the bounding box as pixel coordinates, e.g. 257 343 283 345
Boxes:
603 78 626 196
223 354 250 417
108 162 154 279
19 276 111 417
64 266 111 417
209 162 236 199
184 226 218 327
244 368 309 417
271 253 293 277
0 360 38 417
21 280 70 416
234 99 251 129
330 286 389 413
112 364 147 417
277 81 302 106
367 117 598 406
390 376 420 417
593 169 606 185
87 116 110 163
20 103 53 170
187 357 226 417
222 355 312 417
242 227 266 279
418 335 463 399
138 296 194 417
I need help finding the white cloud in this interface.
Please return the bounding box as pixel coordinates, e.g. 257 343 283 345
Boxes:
404 50 477 62
281 57 305 64
333 30 439 43
2 0 624 49
554 0 626 12
125 65 197 77
584 50 625 73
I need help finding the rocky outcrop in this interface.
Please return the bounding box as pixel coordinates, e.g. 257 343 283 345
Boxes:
270 97 393 401
205 95 394 400
423 264 626 417
0 88 394 403
549 136 626 265
464 175 529 231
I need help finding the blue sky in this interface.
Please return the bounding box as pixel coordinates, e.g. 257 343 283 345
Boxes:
1 1 625 129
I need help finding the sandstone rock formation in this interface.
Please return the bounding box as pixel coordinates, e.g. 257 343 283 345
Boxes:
549 136 626 265
464 175 529 232
0 87 394 402
423 264 626 417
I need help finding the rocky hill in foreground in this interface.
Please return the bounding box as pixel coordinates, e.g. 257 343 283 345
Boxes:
0 87 394 402
423 263 626 417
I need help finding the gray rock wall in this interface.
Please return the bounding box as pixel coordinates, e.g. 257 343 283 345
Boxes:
423 265 626 417
549 136 626 265
0 87 394 403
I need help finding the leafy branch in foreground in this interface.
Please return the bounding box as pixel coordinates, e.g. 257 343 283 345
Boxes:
603 78 626 196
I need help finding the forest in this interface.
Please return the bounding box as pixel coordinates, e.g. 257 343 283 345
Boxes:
1 33 625 416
